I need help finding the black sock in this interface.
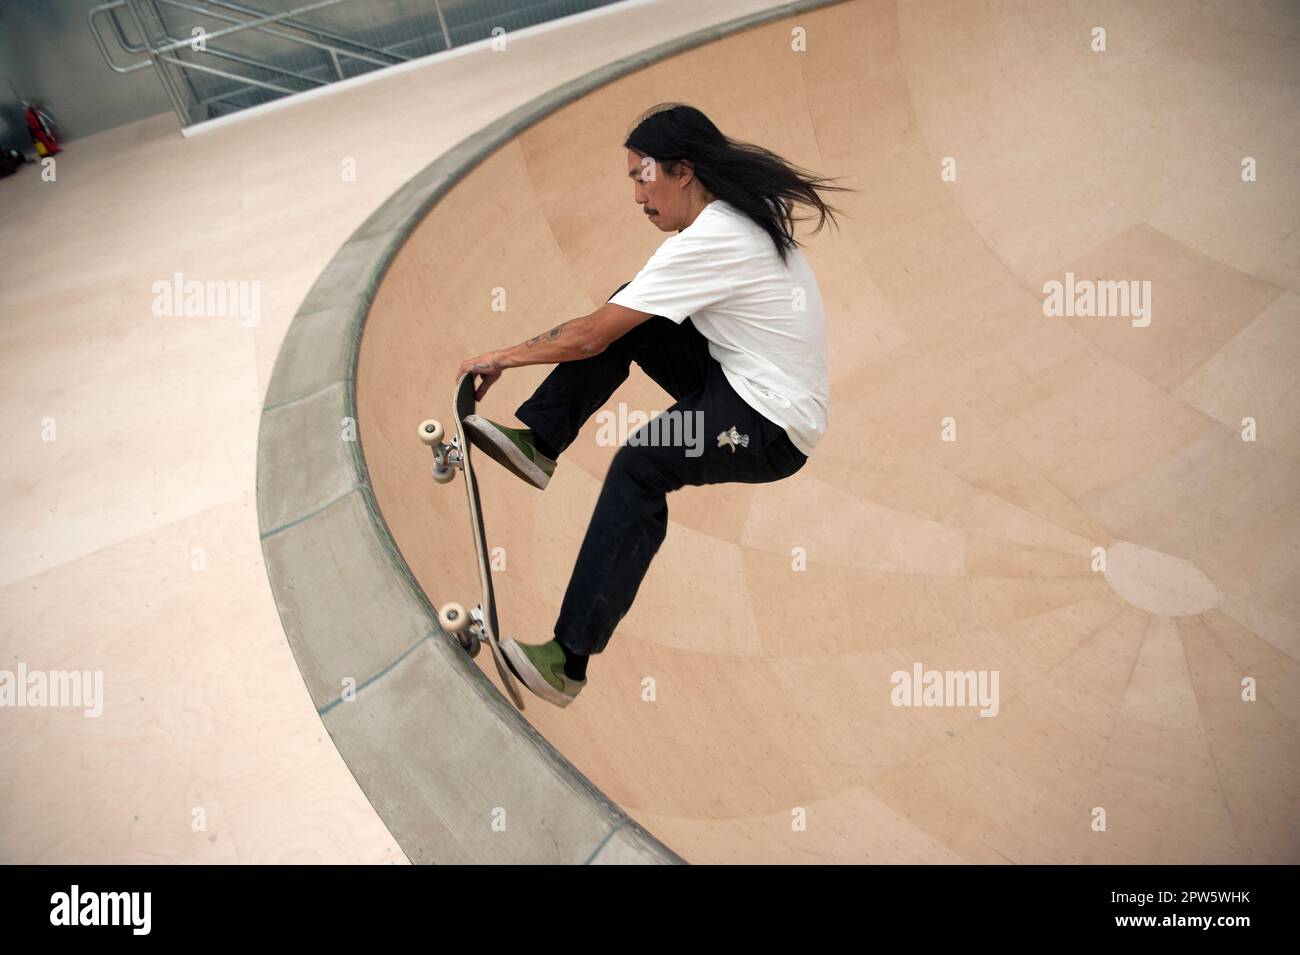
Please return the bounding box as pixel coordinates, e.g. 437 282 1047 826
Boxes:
555 638 588 681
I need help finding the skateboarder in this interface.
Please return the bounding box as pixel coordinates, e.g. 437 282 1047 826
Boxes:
456 103 846 707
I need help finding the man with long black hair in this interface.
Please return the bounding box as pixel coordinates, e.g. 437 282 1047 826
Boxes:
457 103 847 707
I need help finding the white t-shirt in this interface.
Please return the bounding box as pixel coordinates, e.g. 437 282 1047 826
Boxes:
609 198 829 456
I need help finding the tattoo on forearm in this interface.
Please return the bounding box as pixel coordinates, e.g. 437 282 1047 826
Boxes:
524 323 567 347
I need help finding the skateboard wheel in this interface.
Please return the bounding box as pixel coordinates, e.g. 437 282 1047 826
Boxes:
462 633 482 658
417 419 445 446
439 601 469 634
431 464 456 485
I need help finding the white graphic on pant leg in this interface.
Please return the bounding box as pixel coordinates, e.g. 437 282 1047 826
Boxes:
717 426 750 452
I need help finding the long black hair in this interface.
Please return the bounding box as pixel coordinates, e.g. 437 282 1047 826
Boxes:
623 102 851 263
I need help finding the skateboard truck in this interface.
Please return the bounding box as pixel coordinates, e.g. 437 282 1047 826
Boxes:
434 600 485 659
418 420 460 484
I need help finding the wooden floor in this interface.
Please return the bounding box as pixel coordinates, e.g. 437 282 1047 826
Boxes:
355 0 1300 862
0 0 791 863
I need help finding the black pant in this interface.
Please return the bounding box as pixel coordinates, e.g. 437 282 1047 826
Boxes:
515 285 809 656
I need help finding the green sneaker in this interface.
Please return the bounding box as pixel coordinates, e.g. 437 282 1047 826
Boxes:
500 637 586 707
463 415 557 490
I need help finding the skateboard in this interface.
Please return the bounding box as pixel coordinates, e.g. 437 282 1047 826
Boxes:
417 374 526 711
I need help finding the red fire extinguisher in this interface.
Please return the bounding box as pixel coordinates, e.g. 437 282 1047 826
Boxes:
23 101 61 157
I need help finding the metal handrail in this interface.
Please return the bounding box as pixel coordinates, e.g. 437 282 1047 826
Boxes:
169 43 331 90
137 0 400 67
89 0 449 125
156 52 301 97
127 0 355 57
88 3 154 74
202 0 408 61
92 0 403 68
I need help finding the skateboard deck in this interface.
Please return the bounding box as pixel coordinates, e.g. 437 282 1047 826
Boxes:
418 374 525 711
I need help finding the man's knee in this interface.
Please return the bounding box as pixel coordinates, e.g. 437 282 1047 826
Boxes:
609 441 658 485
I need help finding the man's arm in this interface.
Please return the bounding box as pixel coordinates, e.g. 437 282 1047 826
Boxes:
472 301 654 370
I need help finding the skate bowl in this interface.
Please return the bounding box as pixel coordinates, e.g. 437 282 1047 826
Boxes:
259 0 1300 863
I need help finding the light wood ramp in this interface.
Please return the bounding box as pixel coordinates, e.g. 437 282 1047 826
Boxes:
352 0 1300 862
